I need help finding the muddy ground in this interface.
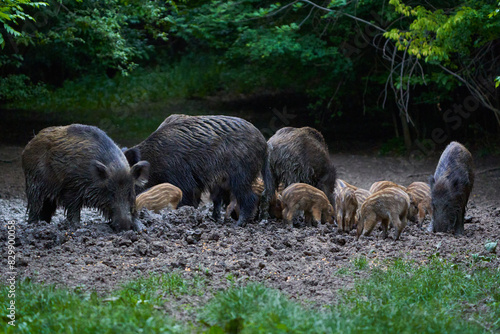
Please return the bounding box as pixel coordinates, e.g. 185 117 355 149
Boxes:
1 144 499 320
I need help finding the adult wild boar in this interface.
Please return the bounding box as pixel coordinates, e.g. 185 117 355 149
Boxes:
429 141 474 234
125 114 272 227
267 127 336 205
22 124 150 231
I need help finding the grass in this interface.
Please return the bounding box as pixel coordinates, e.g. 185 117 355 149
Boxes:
1 259 499 333
0 272 205 334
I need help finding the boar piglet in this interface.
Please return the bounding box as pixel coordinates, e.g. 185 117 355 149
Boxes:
136 183 182 213
280 183 334 228
357 187 410 240
336 186 358 232
22 124 149 231
369 180 406 194
405 181 432 225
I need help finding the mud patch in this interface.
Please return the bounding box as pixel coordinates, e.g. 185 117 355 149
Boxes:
0 145 499 314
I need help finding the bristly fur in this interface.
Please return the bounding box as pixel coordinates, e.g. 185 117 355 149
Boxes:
22 124 149 231
429 141 474 234
267 126 337 206
127 114 272 226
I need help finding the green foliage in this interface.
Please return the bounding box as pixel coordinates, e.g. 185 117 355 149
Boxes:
0 0 47 48
0 74 47 101
384 1 500 63
379 137 407 156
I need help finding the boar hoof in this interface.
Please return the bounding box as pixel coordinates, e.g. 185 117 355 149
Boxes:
234 220 247 228
258 219 268 227
132 219 146 233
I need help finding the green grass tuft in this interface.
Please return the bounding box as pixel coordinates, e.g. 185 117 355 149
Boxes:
0 272 206 334
200 258 500 333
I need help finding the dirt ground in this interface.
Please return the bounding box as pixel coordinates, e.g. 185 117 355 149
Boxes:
1 143 499 319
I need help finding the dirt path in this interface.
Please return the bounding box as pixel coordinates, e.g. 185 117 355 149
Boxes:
1 144 499 315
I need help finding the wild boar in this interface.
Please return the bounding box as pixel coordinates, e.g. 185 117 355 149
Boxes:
335 186 358 232
280 183 334 228
136 183 182 213
125 114 272 227
268 127 337 206
429 141 474 234
357 187 410 240
369 180 406 194
22 124 150 231
405 181 432 225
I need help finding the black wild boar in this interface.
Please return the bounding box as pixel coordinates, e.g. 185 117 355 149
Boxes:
429 141 474 234
267 127 336 206
125 114 272 227
22 124 150 231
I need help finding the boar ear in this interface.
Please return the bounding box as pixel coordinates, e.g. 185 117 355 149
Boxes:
124 148 141 167
131 161 150 187
91 161 109 181
428 175 435 189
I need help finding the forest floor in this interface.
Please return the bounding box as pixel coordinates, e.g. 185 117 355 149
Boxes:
1 143 499 321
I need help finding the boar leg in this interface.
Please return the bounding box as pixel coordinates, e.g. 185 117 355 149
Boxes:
362 216 378 237
417 203 426 226
209 187 224 222
311 207 322 227
283 207 294 228
131 217 146 233
39 199 57 224
304 211 313 227
454 210 465 235
234 190 257 227
381 218 389 239
393 217 403 240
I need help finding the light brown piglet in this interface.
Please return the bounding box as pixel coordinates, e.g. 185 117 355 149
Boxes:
406 181 432 225
353 187 371 225
357 187 410 240
136 183 183 214
280 183 334 228
369 180 406 194
335 186 358 232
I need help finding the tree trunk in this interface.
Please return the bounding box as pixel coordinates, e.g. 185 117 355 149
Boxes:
399 112 412 151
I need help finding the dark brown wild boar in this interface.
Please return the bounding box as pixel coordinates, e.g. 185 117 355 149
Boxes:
429 141 474 234
22 124 150 231
369 180 406 194
335 186 358 232
125 114 272 227
357 187 410 240
405 181 432 225
136 183 182 213
225 177 264 219
226 180 285 220
280 183 334 228
268 127 337 206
